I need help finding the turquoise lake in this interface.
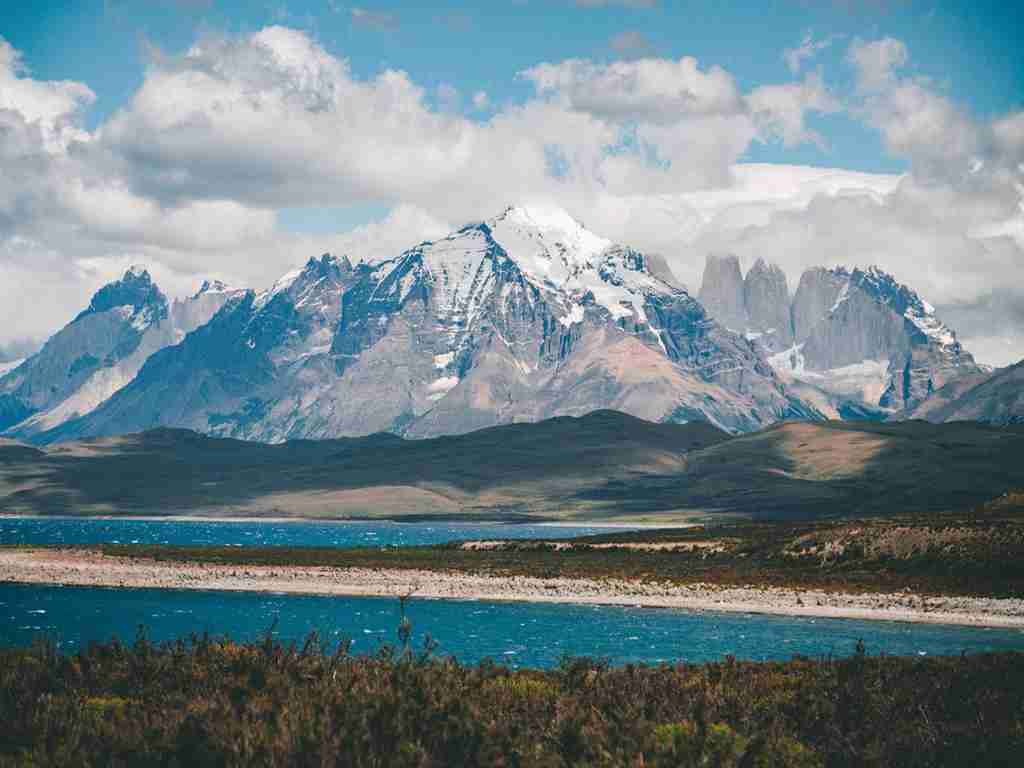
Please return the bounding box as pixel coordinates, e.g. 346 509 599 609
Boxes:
0 516 613 548
3 584 1023 668
2 518 1023 666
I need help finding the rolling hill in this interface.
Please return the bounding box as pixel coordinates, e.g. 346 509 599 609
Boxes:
2 411 1022 520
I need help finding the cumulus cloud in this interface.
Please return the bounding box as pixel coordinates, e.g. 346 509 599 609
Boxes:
520 56 840 190
748 72 840 147
847 35 907 90
0 38 94 151
521 57 744 123
847 37 982 179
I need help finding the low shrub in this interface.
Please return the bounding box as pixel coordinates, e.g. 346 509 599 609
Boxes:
0 632 1021 767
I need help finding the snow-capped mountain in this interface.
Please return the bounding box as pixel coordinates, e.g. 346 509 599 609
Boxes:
698 256 982 417
27 206 819 444
0 268 243 439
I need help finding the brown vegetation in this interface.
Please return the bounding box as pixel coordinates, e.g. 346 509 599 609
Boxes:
1 629 1022 767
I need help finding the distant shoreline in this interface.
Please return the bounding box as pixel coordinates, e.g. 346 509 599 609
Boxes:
0 513 682 528
3 548 1022 629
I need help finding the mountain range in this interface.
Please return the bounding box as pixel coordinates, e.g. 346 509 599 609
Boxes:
0 205 1018 445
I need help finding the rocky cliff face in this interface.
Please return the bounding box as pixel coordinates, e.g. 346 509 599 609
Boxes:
743 258 792 350
0 268 240 437
696 258 982 417
35 207 818 444
698 254 747 332
774 267 980 415
790 267 849 344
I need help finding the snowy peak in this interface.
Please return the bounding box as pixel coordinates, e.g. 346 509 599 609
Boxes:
490 205 612 271
76 266 168 326
399 205 679 330
255 253 355 312
193 279 233 298
848 266 957 348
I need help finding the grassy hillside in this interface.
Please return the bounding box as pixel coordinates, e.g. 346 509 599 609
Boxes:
603 420 1024 518
1 412 1023 520
0 411 727 519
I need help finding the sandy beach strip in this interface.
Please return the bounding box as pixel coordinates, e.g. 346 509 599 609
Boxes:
2 548 1023 629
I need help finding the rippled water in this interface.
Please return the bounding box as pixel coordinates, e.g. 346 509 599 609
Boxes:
2 584 1022 667
0 517 616 548
3 518 1022 666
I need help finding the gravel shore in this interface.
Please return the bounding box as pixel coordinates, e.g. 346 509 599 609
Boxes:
3 548 1023 628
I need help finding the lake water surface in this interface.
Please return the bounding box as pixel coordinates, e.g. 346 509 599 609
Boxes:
0 516 614 548
3 584 1022 668
2 518 1023 666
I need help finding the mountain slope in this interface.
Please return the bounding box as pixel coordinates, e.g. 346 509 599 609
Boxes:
910 360 1024 425
38 207 818 444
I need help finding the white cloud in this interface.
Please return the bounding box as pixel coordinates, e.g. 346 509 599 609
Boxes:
747 72 840 147
847 36 907 91
848 39 979 179
783 32 841 75
0 37 94 151
520 57 744 123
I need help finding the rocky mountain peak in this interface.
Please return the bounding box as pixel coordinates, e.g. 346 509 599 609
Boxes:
253 252 357 314
307 252 354 277
790 266 850 342
743 257 792 348
747 258 784 279
698 253 747 331
75 266 168 326
193 279 232 298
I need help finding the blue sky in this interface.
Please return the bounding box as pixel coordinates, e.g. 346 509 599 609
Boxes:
1 0 1023 363
6 0 1021 182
